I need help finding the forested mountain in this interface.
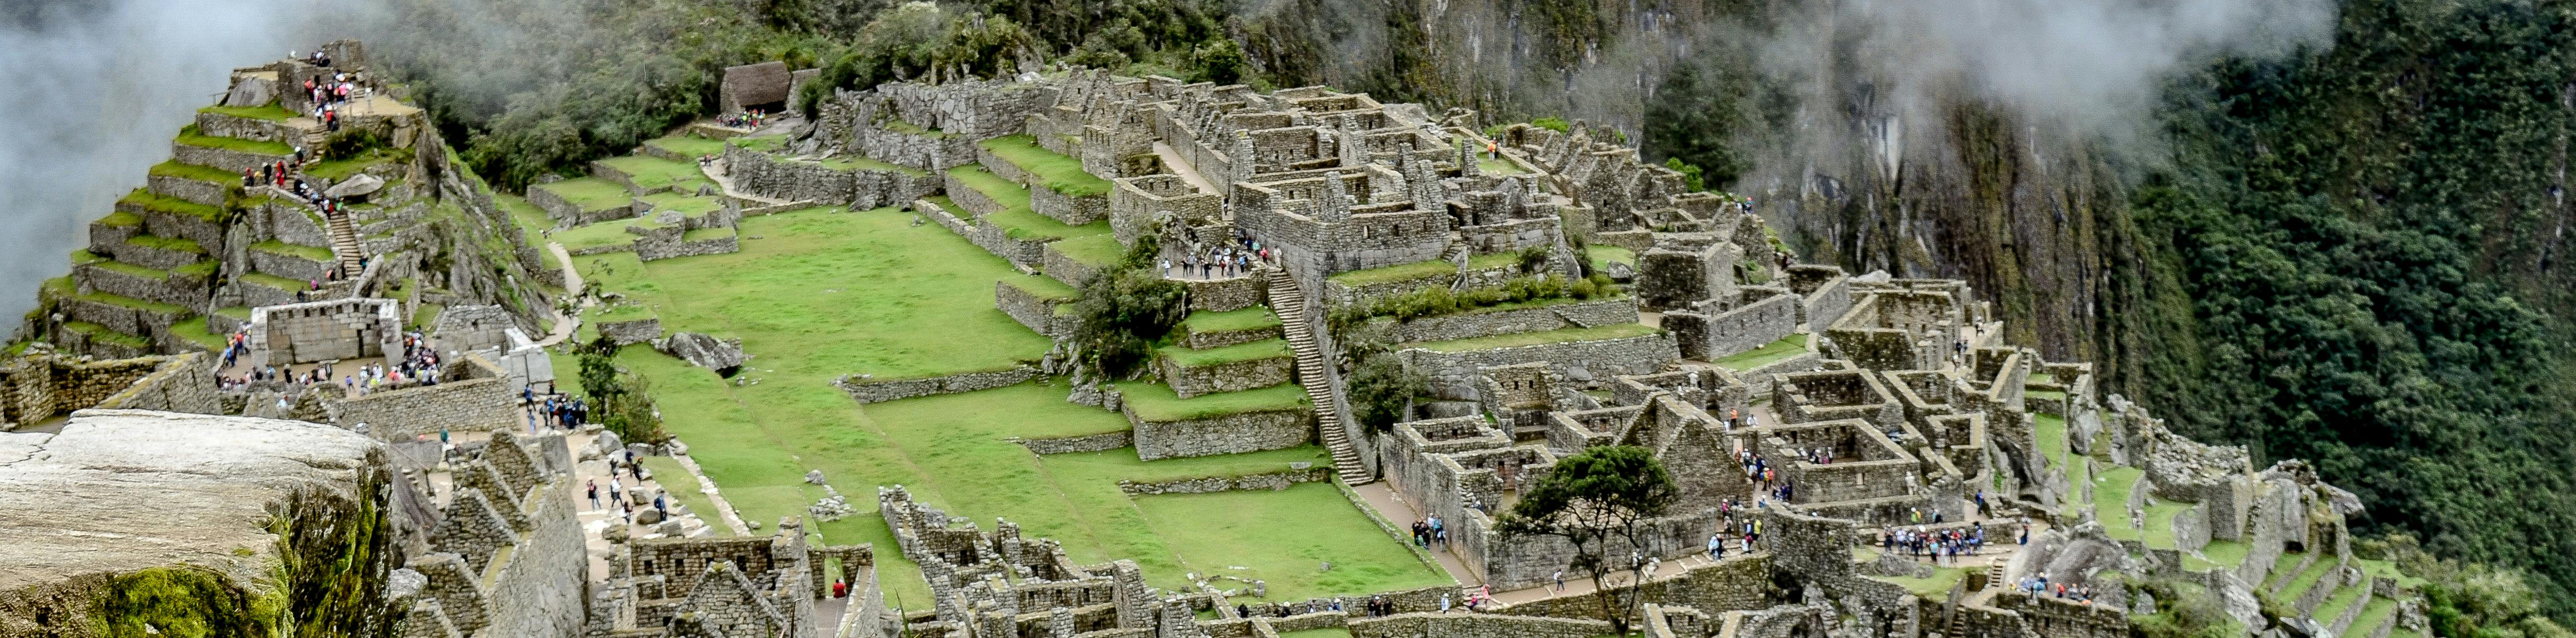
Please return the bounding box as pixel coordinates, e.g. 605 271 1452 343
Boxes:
359 0 2576 622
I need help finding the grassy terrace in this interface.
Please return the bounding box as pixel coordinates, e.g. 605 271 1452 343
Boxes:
1116 382 1310 421
95 211 142 228
682 227 735 242
63 322 149 349
75 290 185 314
552 220 641 253
176 125 292 155
1411 323 1660 352
815 154 927 176
1586 245 1635 270
127 234 205 254
601 155 713 193
1049 234 1125 269
169 318 225 351
1000 273 1078 301
1477 156 1530 175
252 240 334 262
149 160 243 184
1712 333 1808 371
947 165 1110 241
242 272 307 292
1328 253 1521 287
306 149 399 181
1160 339 1292 368
1274 627 1356 638
549 207 1438 605
120 189 226 223
2035 413 2071 471
646 134 730 158
199 103 296 121
980 135 1112 197
1180 307 1282 334
497 194 553 244
640 192 724 216
881 119 951 138
532 178 636 212
636 455 736 537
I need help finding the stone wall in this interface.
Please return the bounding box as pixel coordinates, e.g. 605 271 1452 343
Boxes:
1664 287 1800 361
1124 403 1313 461
1787 267 1853 332
1115 467 1332 495
596 316 663 345
995 279 1077 339
1015 430 1134 454
1186 274 1266 313
917 197 1056 267
1158 352 1293 398
1 352 217 426
1384 298 1638 344
1111 174 1222 246
479 471 591 638
172 140 288 173
332 356 516 440
723 147 941 209
633 227 741 262
1029 184 1112 226
1401 332 1679 400
1042 242 1106 289
836 366 1042 404
246 297 402 367
1348 613 1612 638
76 261 203 308
147 173 232 208
1488 554 1772 619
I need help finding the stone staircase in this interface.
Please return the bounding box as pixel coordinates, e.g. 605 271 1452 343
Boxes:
1265 269 1370 485
323 208 365 275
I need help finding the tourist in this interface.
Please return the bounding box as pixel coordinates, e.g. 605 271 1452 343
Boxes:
1552 569 1564 591
587 480 600 510
1438 593 1451 614
610 477 624 507
1709 534 1724 560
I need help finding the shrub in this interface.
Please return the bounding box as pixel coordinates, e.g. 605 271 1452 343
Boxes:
1325 274 1622 335
1346 352 1425 436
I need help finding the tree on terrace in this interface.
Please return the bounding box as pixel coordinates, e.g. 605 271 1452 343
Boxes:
1496 445 1679 635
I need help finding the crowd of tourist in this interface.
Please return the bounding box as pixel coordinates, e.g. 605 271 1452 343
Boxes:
1408 516 1446 548
2015 573 2098 604
718 109 771 129
1883 523 1987 565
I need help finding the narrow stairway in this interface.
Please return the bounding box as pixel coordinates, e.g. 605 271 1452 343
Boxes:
324 209 365 277
1265 269 1372 485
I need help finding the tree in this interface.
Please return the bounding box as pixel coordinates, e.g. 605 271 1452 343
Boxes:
1068 230 1185 379
576 336 665 444
1345 352 1425 436
1496 446 1679 634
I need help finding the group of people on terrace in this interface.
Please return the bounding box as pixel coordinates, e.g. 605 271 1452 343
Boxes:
294 47 367 132
526 389 591 433
718 108 770 129
2015 573 2098 604
1883 523 1988 565
1163 244 1268 280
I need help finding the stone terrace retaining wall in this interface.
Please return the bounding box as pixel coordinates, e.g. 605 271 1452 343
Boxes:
836 366 1041 404
1383 298 1638 344
172 140 288 173
78 262 205 308
1663 288 1800 360
1402 332 1680 400
1321 271 1451 308
1124 403 1313 462
1159 353 1293 399
595 316 663 345
1116 467 1331 495
1030 186 1110 226
1015 430 1132 454
724 147 940 209
333 357 517 440
1041 243 1106 289
915 198 1054 266
148 173 232 208
1349 613 1612 638
995 279 1076 339
1186 276 1265 313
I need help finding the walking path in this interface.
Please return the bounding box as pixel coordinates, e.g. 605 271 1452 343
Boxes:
1152 142 1221 195
533 242 585 348
704 159 794 207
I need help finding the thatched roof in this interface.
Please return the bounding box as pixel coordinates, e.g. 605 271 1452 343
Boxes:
723 61 793 108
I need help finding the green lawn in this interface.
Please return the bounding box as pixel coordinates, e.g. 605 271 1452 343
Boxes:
533 178 636 212
2140 499 2194 550
497 194 555 244
1160 339 1292 368
639 192 724 216
176 125 292 155
645 134 729 159
2197 540 2251 570
1326 254 1522 287
251 240 334 262
1586 245 1635 270
601 155 713 193
1411 323 1661 352
168 317 225 351
636 455 737 536
2088 465 2144 542
1712 333 1809 371
1134 483 1451 600
552 220 641 253
1049 234 1126 269
1000 274 1078 301
1181 308 1282 334
1477 156 1529 175
199 103 297 122
1871 564 1969 597
683 227 736 242
2280 559 2336 601
815 155 927 176
62 322 148 349
2312 582 2368 625
581 207 1434 604
149 160 243 184
120 189 226 223
980 135 1112 197
2342 598 2398 638
947 165 1110 241
306 150 397 181
2034 413 2070 471
1116 382 1310 421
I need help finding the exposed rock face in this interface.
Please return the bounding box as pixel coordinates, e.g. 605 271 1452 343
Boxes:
0 410 398 637
653 332 747 377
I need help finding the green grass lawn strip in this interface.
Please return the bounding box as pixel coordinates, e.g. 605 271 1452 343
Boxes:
2199 539 2251 569
2035 413 2071 471
242 272 306 291
1329 259 1455 286
1181 307 1281 334
2281 559 2336 601
813 155 927 176
682 227 736 242
1276 627 1355 638
77 290 186 314
1160 339 1291 368
149 160 243 184
980 135 1112 197
251 240 334 262
2355 559 2428 589
1587 245 1635 269
601 155 712 193
95 211 143 228
2141 498 2194 550
2313 581 2367 625
552 220 643 253
121 189 225 223
646 134 729 158
127 234 206 254
949 165 1108 241
1133 483 1451 600
636 455 737 536
305 151 396 181
498 194 554 243
168 317 225 350
731 135 790 153
2088 465 2144 542
1713 333 1809 371
533 178 635 212
1477 156 1529 175
2341 598 2398 638
176 125 292 155
1050 234 1124 269
198 103 295 121
1412 323 1660 352
639 192 724 216
1116 382 1309 422
1871 564 1969 597
62 322 149 348
1000 274 1078 301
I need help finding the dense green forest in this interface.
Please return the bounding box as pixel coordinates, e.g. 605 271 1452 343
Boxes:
362 0 2576 623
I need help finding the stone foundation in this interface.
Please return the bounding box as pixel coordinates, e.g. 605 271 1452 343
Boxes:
836 366 1041 404
1124 404 1313 461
